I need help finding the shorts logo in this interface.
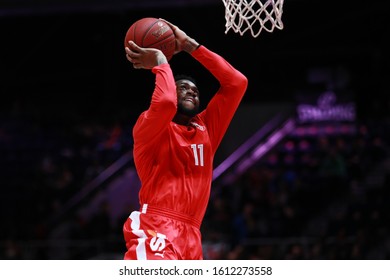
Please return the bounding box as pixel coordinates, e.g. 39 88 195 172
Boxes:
154 251 165 258
148 230 167 258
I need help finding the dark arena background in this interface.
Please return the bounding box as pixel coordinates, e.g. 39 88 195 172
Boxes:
0 0 389 259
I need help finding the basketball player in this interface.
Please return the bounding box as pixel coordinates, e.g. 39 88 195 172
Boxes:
123 19 248 259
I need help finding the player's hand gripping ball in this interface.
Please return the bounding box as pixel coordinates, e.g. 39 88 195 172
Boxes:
124 17 176 61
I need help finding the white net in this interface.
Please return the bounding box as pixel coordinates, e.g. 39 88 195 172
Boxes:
223 0 285 38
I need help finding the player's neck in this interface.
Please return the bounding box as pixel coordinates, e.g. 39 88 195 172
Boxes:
173 113 192 126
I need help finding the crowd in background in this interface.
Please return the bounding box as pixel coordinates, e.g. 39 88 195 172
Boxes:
0 107 134 259
202 121 390 259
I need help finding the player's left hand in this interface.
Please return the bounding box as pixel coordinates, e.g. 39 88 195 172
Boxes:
159 19 200 54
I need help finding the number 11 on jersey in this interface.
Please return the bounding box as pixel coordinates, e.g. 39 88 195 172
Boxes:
190 144 204 166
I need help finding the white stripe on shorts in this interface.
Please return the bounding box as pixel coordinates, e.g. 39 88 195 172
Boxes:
130 211 147 260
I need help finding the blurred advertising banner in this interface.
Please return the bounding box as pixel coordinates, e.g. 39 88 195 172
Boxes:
296 91 356 123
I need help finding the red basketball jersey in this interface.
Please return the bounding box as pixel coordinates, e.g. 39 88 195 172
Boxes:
132 45 247 224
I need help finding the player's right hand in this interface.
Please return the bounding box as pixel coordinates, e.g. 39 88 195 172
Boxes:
125 41 168 69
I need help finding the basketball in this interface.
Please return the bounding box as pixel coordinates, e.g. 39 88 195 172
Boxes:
124 17 176 61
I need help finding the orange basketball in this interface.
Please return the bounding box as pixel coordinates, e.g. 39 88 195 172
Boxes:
124 17 176 61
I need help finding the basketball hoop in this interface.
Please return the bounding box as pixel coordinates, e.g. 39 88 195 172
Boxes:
222 0 285 38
